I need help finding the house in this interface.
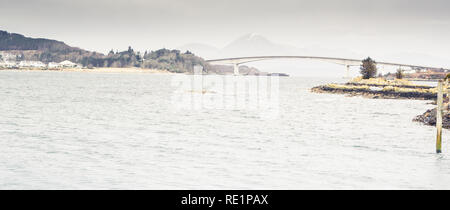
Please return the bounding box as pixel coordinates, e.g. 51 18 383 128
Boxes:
48 62 62 69
59 60 78 68
0 52 15 61
19 60 46 68
0 52 18 68
0 60 18 68
403 69 416 74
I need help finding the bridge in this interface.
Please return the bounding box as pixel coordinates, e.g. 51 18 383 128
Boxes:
206 56 450 76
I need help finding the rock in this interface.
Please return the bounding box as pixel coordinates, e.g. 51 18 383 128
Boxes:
413 107 450 129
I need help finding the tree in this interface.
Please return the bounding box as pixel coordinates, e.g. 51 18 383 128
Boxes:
360 57 377 79
127 46 134 54
395 69 403 79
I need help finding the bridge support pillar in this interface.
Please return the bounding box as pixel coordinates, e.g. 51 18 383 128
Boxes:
233 63 240 76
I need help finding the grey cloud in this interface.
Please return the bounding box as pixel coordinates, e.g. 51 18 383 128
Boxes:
0 0 449 62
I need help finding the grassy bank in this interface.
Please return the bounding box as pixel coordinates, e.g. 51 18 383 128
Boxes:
311 78 442 100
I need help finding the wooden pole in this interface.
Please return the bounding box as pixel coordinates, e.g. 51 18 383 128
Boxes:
346 65 350 79
436 80 443 153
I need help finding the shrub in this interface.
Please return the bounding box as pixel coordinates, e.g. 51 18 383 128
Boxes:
395 69 403 79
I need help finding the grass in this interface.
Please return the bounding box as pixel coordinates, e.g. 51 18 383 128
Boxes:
315 77 450 100
350 77 428 87
327 83 370 90
323 78 439 94
381 86 437 94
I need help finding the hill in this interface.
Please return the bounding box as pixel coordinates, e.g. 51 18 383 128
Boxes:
0 30 87 53
0 30 99 64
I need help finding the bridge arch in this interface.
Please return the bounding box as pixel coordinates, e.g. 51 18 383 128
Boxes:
206 56 449 76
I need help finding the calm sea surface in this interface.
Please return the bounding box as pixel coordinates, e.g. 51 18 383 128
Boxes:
0 70 449 189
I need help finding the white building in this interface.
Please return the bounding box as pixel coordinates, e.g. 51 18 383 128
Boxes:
48 62 62 69
19 60 46 68
403 69 416 74
59 60 78 68
0 60 18 68
0 52 16 61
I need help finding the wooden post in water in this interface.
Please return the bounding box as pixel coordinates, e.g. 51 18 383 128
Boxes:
436 80 444 153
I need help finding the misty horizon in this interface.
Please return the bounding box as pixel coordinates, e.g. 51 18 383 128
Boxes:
1 1 449 50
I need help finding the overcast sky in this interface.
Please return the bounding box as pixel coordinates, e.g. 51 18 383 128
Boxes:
1 0 450 63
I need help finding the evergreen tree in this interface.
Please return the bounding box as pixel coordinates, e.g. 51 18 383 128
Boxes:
127 46 134 54
360 57 377 79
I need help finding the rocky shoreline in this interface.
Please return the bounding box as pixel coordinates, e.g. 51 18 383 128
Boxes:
311 85 437 100
312 79 449 129
344 82 434 89
413 107 450 129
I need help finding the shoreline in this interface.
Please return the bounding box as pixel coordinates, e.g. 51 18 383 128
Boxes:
0 67 174 74
311 78 449 129
311 85 438 100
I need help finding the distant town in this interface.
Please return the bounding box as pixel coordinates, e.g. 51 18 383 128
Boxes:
0 52 80 69
384 68 449 81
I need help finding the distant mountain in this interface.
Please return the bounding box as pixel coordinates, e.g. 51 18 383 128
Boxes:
0 30 100 64
220 33 300 57
179 33 450 76
179 33 302 59
179 33 349 76
0 30 89 54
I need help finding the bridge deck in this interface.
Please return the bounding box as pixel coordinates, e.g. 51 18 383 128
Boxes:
206 56 450 71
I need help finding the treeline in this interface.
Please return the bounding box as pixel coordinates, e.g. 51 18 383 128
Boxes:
81 47 208 73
